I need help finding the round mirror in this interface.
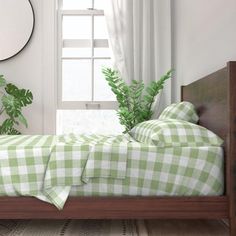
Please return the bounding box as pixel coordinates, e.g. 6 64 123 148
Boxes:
0 0 35 61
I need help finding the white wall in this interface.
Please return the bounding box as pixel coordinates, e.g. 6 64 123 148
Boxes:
0 0 44 134
1 0 236 134
172 0 236 101
0 0 56 135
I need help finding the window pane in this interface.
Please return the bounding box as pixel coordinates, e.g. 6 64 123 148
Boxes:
57 110 124 135
62 60 92 101
94 47 111 57
63 0 92 9
94 0 106 10
94 59 116 101
63 48 91 57
63 16 91 39
94 16 108 39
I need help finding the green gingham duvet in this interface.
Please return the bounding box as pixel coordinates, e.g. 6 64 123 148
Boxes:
0 134 224 210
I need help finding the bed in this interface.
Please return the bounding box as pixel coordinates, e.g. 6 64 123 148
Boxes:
0 61 235 235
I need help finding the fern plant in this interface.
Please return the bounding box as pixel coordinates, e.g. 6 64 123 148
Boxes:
102 68 172 133
0 75 33 134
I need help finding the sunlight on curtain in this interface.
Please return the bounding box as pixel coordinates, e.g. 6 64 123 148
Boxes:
104 0 172 117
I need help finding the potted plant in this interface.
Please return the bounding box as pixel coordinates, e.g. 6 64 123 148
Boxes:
103 68 172 133
0 75 33 134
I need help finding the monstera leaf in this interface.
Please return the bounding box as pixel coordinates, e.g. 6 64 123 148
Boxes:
5 83 33 107
1 94 22 118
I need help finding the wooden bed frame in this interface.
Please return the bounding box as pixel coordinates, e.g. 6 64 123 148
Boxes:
0 62 235 235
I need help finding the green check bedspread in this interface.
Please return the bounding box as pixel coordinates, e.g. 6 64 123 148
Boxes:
0 134 224 210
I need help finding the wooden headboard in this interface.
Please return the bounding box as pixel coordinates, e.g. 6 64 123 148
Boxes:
181 61 236 216
181 66 229 141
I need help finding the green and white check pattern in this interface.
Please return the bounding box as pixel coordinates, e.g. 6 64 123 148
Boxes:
70 145 224 198
0 134 224 210
130 119 224 147
159 101 199 123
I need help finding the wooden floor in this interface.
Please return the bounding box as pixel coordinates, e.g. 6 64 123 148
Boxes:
137 220 229 236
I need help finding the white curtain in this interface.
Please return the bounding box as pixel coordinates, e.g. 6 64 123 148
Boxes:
104 0 172 116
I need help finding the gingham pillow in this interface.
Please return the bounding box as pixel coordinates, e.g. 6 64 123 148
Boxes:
130 119 223 147
159 101 199 123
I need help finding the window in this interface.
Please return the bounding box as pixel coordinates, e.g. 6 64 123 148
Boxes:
57 0 123 134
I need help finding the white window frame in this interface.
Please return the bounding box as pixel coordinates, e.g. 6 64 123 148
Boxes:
57 0 117 110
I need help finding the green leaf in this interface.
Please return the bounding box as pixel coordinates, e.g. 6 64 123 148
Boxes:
0 75 6 87
2 94 22 118
146 86 156 96
0 118 21 135
7 127 21 135
18 114 28 128
143 95 153 103
0 119 14 134
5 83 33 107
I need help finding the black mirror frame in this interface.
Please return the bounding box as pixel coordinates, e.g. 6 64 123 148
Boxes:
0 0 35 62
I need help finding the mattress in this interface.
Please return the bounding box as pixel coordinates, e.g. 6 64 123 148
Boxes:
0 134 224 209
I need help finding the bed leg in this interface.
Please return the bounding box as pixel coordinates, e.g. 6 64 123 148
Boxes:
229 217 236 236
